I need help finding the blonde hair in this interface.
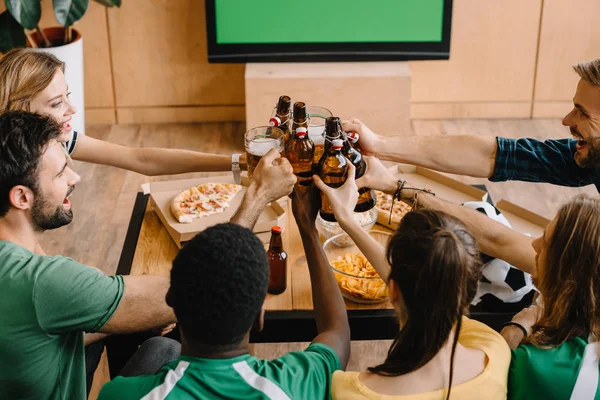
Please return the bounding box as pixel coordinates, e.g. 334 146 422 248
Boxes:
573 58 600 85
0 49 65 113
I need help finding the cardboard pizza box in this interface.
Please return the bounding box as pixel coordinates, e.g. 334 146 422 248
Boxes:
495 199 550 237
143 174 286 248
376 165 489 230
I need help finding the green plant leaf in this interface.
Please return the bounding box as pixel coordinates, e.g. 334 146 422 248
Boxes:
0 10 27 52
5 0 42 30
92 0 120 7
53 0 89 27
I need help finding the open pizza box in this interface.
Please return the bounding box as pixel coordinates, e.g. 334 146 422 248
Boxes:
379 164 550 236
494 200 550 237
143 174 286 248
377 165 489 230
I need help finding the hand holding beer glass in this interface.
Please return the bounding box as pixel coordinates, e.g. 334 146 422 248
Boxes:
245 126 285 180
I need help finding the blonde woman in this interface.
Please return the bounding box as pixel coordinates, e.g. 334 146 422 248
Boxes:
0 49 245 180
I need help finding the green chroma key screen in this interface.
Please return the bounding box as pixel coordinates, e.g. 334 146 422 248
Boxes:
205 0 452 62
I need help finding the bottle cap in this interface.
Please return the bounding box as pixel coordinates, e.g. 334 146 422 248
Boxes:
296 127 308 138
349 131 359 142
332 139 343 149
269 116 281 127
271 226 282 234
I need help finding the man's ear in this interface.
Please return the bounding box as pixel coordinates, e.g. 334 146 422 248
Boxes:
252 307 266 333
9 185 34 211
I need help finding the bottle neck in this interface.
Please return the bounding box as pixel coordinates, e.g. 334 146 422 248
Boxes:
269 233 283 251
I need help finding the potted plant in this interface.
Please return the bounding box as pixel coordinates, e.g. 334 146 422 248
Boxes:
0 0 122 132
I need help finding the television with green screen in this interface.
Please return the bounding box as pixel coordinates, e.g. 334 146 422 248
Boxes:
205 0 453 63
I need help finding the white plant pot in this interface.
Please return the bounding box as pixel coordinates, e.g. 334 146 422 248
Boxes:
33 28 85 134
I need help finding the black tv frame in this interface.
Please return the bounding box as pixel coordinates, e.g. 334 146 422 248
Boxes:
205 0 453 63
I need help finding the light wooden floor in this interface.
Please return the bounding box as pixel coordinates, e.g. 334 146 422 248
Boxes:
41 120 593 399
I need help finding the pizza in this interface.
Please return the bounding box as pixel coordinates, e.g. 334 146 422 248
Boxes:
170 183 242 223
374 190 412 229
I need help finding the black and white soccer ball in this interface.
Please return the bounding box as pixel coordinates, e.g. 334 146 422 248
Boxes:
462 201 535 308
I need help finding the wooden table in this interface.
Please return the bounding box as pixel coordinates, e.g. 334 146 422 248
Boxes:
116 192 401 344
115 191 517 346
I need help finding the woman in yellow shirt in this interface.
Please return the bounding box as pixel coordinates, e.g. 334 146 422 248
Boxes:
315 163 510 400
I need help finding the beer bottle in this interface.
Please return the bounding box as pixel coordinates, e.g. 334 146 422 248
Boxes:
287 102 315 189
341 133 376 213
267 226 287 295
316 116 342 173
318 138 347 222
269 95 292 145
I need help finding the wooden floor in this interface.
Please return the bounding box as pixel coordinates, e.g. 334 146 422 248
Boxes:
41 120 593 399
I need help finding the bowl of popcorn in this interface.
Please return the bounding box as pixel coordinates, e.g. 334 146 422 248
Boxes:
316 207 378 247
323 230 391 304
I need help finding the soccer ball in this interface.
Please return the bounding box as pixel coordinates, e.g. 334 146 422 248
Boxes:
462 202 535 308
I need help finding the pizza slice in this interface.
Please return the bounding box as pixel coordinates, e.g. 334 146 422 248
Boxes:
374 190 411 229
170 183 243 223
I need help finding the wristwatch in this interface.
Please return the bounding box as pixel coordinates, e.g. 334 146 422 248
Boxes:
232 153 241 184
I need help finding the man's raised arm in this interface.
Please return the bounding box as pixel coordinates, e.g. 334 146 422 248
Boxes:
343 118 498 178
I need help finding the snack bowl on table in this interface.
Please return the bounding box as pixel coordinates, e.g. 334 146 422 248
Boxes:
323 229 391 304
316 207 378 247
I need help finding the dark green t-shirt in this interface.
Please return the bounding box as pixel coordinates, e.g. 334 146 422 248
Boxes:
0 241 124 400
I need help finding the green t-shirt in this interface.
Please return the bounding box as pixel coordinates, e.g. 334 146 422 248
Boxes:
509 336 600 400
0 241 124 400
98 343 341 400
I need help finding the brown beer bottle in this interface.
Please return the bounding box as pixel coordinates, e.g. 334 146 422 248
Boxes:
269 95 292 145
316 116 342 171
267 226 287 295
341 133 376 213
287 102 314 189
318 138 348 222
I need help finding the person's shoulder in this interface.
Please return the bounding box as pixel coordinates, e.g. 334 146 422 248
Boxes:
97 373 168 400
460 317 511 362
264 342 341 372
331 371 365 399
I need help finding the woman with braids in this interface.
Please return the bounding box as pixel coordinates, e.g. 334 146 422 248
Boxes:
328 156 600 399
315 163 510 400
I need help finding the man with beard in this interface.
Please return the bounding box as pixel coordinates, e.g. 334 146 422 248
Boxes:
343 58 600 191
0 111 297 399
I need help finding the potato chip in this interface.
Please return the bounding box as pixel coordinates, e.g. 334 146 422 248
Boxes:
331 253 388 302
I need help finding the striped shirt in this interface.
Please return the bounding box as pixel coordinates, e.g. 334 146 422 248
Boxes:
97 343 340 400
489 137 600 191
509 336 600 399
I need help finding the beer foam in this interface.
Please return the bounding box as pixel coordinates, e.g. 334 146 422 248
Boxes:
248 138 281 156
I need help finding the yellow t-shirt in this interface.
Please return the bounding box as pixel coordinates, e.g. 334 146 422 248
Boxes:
331 317 510 400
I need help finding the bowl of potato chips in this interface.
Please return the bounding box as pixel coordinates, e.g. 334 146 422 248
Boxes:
323 230 391 304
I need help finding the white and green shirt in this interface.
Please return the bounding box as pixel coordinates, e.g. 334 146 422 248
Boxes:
98 343 340 400
509 336 599 400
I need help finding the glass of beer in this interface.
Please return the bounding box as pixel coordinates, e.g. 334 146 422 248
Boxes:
308 106 333 170
245 126 285 179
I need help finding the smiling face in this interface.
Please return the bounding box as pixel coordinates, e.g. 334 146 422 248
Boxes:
29 141 81 231
28 70 77 142
562 79 600 168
